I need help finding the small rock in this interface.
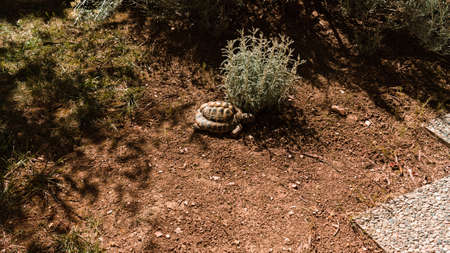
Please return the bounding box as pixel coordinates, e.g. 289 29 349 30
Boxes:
288 154 293 159
331 105 346 116
165 234 171 239
107 210 113 215
288 210 294 216
211 176 220 181
364 120 372 127
290 183 298 189
284 237 292 245
232 240 240 245
175 227 182 234
158 170 163 173
228 182 236 186
339 90 345 94
155 231 163 237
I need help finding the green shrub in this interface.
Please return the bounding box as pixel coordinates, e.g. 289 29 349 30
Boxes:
341 0 449 56
221 29 303 114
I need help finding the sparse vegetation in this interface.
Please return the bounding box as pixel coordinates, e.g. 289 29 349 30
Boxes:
221 29 303 114
73 0 123 23
128 0 245 36
54 227 103 253
341 0 450 55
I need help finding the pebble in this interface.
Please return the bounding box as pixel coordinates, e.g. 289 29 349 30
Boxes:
284 237 293 245
155 231 163 237
290 183 298 189
211 176 220 181
288 210 294 216
364 120 372 127
107 210 113 215
175 227 182 234
331 105 346 116
165 234 171 239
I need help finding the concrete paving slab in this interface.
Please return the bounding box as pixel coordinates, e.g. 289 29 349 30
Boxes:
354 176 450 253
426 114 450 146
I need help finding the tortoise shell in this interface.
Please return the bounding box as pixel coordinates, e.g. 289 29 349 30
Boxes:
193 101 254 135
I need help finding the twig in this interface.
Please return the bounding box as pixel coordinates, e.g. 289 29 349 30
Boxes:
302 153 342 172
332 220 340 236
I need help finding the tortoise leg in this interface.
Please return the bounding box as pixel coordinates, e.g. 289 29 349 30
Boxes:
231 124 243 136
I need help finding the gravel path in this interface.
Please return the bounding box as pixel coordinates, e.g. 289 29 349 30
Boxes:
354 176 450 253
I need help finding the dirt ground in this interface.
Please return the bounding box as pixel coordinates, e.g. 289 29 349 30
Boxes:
1 2 449 252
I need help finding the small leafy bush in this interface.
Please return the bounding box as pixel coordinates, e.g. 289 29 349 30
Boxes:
221 29 303 114
341 0 449 56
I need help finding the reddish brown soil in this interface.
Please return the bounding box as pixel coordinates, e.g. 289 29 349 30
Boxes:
1 3 449 252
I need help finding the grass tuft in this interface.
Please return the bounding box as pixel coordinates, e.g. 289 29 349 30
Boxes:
54 227 104 253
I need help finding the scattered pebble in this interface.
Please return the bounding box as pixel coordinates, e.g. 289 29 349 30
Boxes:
228 182 236 186
175 227 182 234
158 170 163 173
211 176 220 181
288 154 293 159
288 210 294 216
290 183 298 189
364 120 372 127
155 231 163 237
331 105 346 116
165 234 171 239
284 237 293 245
107 210 113 215
232 240 240 245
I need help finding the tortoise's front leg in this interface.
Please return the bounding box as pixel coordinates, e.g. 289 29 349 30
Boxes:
231 124 243 136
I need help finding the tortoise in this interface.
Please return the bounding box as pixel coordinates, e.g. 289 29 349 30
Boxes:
193 101 254 135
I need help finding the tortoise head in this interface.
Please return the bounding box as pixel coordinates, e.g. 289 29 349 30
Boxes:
238 112 254 123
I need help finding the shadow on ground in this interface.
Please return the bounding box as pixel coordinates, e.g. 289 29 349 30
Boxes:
128 0 449 119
